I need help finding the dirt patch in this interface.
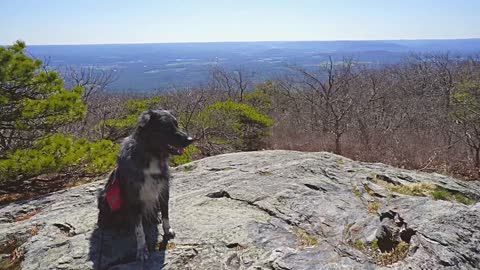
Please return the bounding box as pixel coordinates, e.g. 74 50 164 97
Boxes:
0 236 26 270
15 209 41 222
0 174 104 206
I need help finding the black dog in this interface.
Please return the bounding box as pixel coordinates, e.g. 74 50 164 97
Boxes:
97 110 193 261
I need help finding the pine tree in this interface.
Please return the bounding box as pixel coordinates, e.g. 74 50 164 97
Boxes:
0 41 86 154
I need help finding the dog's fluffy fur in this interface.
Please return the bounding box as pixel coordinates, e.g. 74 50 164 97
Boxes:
97 110 193 261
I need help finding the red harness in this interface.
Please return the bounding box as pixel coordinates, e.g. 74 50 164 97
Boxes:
106 175 123 211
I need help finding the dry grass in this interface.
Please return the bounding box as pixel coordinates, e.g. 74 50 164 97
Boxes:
389 183 437 197
374 179 436 197
352 186 361 198
14 209 40 222
376 179 476 205
375 241 410 266
165 242 176 250
0 237 24 270
28 226 39 237
0 193 36 206
157 241 177 251
294 228 318 247
430 188 476 205
350 239 410 266
353 239 366 251
363 184 376 197
0 174 104 206
367 201 381 214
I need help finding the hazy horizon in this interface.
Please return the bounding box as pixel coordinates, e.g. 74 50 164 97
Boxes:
3 37 480 47
24 39 480 90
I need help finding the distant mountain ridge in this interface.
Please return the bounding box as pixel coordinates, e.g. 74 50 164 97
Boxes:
25 39 480 91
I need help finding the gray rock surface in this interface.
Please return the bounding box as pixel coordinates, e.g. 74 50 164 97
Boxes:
1 150 479 269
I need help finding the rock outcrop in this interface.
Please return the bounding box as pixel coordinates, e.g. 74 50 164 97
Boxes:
1 150 479 269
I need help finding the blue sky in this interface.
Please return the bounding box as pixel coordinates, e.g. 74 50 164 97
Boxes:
1 0 479 45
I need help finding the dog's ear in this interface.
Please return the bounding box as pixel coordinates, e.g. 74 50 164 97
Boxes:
138 110 152 128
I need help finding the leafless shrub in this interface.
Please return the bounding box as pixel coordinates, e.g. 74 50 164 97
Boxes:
71 53 480 179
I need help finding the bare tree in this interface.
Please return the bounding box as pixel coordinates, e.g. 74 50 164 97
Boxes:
285 57 357 154
64 66 118 104
451 56 480 174
210 66 254 102
161 87 208 134
61 66 119 139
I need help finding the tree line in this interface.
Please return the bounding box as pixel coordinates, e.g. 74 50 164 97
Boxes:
1 41 480 194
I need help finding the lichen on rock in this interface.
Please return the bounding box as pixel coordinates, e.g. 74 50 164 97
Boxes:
0 150 479 269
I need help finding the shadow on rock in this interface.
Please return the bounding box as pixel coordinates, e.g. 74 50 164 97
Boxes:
88 223 168 270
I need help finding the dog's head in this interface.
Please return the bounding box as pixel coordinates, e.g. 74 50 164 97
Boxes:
136 110 194 155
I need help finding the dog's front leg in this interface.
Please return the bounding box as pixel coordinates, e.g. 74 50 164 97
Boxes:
135 220 149 261
160 190 175 239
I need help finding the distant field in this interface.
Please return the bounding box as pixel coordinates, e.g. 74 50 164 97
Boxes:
26 39 480 91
